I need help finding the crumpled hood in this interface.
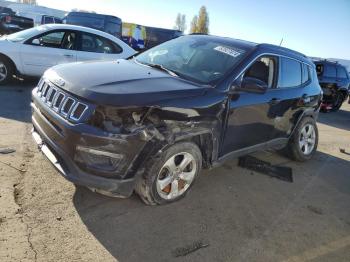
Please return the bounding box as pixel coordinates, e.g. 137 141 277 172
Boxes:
45 59 209 107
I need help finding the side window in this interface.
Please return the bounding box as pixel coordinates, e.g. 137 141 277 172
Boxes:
43 16 54 24
39 31 65 48
80 33 122 54
278 57 302 88
337 66 348 79
243 56 278 88
34 31 76 50
323 65 336 78
301 64 311 84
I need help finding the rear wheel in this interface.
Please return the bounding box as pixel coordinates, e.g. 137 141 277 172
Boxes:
135 142 202 205
331 92 345 112
286 117 318 162
0 57 14 85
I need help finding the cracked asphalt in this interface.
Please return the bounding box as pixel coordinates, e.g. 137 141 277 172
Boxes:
0 81 350 262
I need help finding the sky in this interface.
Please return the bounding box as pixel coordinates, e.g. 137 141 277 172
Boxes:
33 0 350 59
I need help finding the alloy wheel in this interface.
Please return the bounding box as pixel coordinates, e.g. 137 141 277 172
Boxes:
156 152 197 200
299 124 316 155
0 63 7 82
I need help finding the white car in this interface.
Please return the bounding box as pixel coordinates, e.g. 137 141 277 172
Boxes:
0 24 136 84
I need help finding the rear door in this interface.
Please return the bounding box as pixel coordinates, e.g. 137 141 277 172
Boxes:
269 57 313 139
320 64 337 86
76 31 125 61
20 30 77 76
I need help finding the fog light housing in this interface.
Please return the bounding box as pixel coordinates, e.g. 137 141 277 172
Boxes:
74 146 124 172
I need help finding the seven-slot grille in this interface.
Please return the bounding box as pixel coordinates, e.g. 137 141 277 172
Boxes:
36 79 88 122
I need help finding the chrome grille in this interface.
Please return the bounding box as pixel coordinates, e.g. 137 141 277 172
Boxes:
36 80 88 122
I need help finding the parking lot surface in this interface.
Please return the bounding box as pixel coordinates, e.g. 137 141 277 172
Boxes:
0 81 350 262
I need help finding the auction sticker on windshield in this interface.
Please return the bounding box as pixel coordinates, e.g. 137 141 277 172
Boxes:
214 46 244 57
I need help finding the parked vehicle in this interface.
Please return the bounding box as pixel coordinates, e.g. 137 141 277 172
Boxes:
122 22 147 50
144 26 182 49
314 60 350 111
122 23 182 50
16 11 62 26
41 15 62 25
63 12 122 39
0 7 33 35
0 24 135 84
31 35 322 205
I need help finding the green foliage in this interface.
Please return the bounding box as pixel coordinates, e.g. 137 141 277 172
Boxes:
190 15 198 34
189 6 209 34
174 13 187 32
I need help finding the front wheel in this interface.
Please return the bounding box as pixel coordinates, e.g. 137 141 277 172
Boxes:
135 142 202 205
286 117 318 162
0 57 14 85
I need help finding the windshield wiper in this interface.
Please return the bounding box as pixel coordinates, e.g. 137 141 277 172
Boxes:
138 61 179 77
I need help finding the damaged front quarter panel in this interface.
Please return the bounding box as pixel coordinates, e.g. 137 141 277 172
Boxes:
87 88 228 179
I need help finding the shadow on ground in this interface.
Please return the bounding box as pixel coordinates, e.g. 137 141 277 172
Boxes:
317 109 350 131
73 150 350 262
0 78 38 123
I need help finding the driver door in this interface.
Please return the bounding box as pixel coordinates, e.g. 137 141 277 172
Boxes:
20 30 77 76
220 55 279 156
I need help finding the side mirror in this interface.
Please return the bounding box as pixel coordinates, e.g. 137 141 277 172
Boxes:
236 77 268 94
32 38 40 45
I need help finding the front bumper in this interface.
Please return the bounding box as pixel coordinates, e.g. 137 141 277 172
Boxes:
31 126 135 198
31 91 151 198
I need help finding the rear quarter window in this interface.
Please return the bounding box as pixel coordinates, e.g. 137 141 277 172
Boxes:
337 66 348 79
302 64 311 84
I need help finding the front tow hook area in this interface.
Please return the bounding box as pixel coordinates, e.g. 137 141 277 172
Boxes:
32 129 67 176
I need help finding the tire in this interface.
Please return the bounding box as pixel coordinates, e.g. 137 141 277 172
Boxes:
331 92 345 112
0 56 14 85
286 117 318 162
135 142 202 205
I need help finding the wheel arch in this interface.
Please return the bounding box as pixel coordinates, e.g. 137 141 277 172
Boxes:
0 52 18 74
289 109 317 138
172 131 219 169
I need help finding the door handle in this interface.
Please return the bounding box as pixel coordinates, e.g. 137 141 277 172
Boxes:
63 54 73 58
269 98 281 105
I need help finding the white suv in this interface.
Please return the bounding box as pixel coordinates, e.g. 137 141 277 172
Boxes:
0 24 136 84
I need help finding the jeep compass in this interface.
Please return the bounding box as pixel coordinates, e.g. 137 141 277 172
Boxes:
31 35 322 205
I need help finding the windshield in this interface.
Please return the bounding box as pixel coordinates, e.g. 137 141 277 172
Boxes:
135 36 248 85
6 26 48 42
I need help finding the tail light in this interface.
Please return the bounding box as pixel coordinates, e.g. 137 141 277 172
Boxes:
5 16 11 23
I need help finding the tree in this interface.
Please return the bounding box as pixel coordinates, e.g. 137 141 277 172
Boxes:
174 13 187 32
196 6 209 34
17 0 37 5
189 15 198 34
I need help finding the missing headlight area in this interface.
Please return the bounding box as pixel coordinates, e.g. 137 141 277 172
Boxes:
89 106 155 134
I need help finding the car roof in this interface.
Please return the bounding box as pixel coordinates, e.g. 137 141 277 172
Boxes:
313 59 346 68
185 34 313 66
67 11 121 20
37 24 118 40
186 34 258 50
256 43 312 65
